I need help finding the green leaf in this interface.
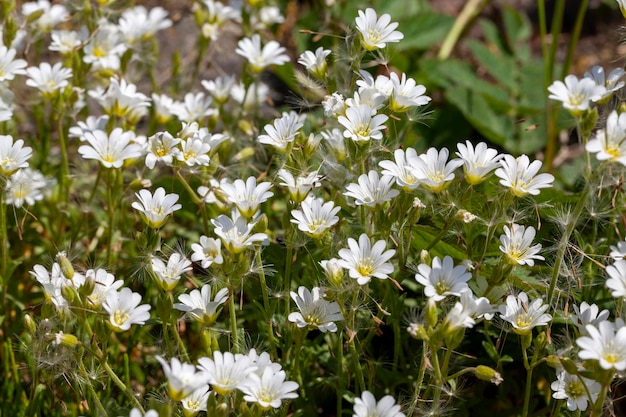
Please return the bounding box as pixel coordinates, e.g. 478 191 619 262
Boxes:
502 5 531 52
480 19 507 53
444 87 514 146
482 340 499 363
410 225 467 260
467 39 515 89
395 13 455 51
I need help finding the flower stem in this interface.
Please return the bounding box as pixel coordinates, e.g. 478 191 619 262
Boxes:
256 248 277 358
547 182 589 306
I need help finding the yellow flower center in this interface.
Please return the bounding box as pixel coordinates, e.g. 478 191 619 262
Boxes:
113 310 129 326
357 257 374 277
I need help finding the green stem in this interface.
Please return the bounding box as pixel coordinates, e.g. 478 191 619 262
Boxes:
547 182 589 306
175 169 202 205
0 185 7 309
78 356 108 417
408 340 427 417
228 288 239 353
256 248 277 358
349 334 366 392
430 349 444 412
561 0 588 79
438 0 490 60
56 112 70 203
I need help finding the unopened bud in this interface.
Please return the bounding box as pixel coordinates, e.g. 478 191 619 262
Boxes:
61 285 77 304
545 355 561 369
407 323 428 341
456 209 477 224
560 357 579 375
425 299 438 328
23 314 36 335
420 249 431 266
53 331 79 348
534 331 547 350
320 258 344 287
474 365 503 385
56 251 74 280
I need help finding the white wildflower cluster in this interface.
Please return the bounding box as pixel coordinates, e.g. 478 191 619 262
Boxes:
12 2 626 417
158 350 298 412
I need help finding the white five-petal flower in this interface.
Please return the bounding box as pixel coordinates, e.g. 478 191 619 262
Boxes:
337 233 396 285
288 286 343 332
415 256 471 302
498 292 552 335
355 8 404 51
499 223 544 266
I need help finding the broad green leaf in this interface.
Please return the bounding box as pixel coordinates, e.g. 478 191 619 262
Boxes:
479 19 507 53
444 87 514 146
396 13 455 51
502 5 531 54
468 39 515 89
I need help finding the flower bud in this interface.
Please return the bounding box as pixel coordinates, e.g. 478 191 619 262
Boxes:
407 323 428 341
53 331 79 348
425 299 438 328
56 251 74 281
534 331 547 350
321 258 344 287
420 249 431 266
456 209 477 224
61 284 77 304
545 355 561 369
560 357 579 375
23 314 36 335
474 365 503 385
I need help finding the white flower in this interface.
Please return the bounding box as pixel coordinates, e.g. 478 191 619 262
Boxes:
151 93 177 123
235 34 289 72
577 320 626 370
456 140 502 185
202 0 241 25
219 176 274 218
171 92 216 123
258 111 305 151
586 110 626 165
132 187 181 228
85 268 124 307
494 154 554 197
118 6 172 45
571 302 610 336
355 8 404 51
174 284 229 326
230 81 269 110
181 386 210 416
5 168 50 207
547 74 605 115
379 148 422 190
337 233 396 285
412 147 463 193
610 241 626 260
322 92 345 117
177 137 211 166
202 75 236 104
88 77 150 122
191 236 224 268
197 351 254 395
344 170 399 206
145 132 181 169
499 223 544 266
415 256 471 302
291 196 340 238
606 259 626 299
498 292 552 335
212 213 268 254
0 136 32 176
128 408 159 417
298 47 331 79
82 22 127 71
288 286 343 332
78 128 143 169
277 169 321 203
238 367 299 410
49 30 83 54
389 72 430 112
103 288 151 332
22 0 69 32
151 253 192 291
156 356 210 401
551 370 600 411
353 390 406 417
584 65 625 101
320 258 344 286
0 45 26 81
25 62 72 97
338 104 388 142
